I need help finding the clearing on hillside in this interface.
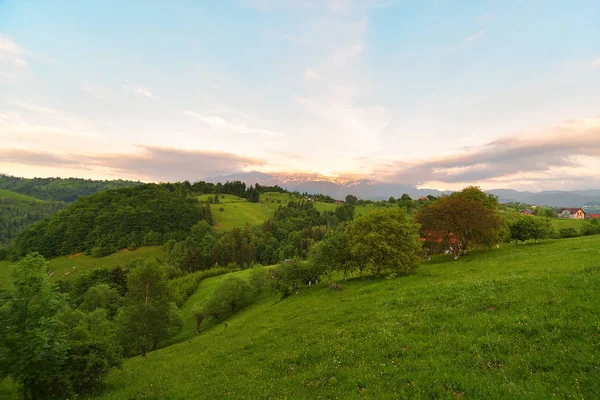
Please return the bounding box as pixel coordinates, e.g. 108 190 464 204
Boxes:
0 246 165 290
91 235 600 399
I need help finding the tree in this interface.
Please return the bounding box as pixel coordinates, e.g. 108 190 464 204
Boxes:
249 267 270 295
116 259 182 357
415 187 502 259
0 253 70 399
347 208 422 276
509 216 554 244
344 194 358 206
79 283 121 318
62 309 122 394
309 228 354 281
204 277 253 320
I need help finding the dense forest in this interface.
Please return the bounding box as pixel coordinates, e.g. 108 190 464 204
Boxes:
0 175 143 202
13 184 208 258
0 190 66 249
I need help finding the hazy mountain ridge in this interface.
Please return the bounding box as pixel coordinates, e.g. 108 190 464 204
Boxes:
208 172 600 207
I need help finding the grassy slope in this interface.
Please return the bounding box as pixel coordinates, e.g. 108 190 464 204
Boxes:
0 188 44 203
0 246 165 290
551 218 587 230
94 236 600 399
170 268 256 345
211 203 275 230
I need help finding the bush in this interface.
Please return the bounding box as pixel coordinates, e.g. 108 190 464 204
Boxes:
269 260 304 297
581 219 600 236
219 207 224 212
249 267 270 295
205 277 253 320
559 227 579 238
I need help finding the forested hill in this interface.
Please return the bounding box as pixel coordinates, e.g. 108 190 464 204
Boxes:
0 189 66 248
13 183 208 258
0 175 143 202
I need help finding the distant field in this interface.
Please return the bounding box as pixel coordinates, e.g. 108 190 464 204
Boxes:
0 188 44 203
211 202 275 230
197 194 245 203
0 246 165 290
551 218 587 230
92 235 600 399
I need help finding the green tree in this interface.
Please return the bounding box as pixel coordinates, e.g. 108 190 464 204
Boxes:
116 259 182 357
79 283 121 318
344 194 358 206
205 277 253 320
347 208 422 276
62 309 122 394
509 216 554 244
249 267 270 295
309 228 354 281
0 253 70 400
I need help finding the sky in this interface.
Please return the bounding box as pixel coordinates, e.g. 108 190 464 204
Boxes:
1 0 599 191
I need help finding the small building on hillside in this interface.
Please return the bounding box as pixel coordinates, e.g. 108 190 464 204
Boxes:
558 208 586 219
589 213 600 219
520 209 535 216
335 200 344 205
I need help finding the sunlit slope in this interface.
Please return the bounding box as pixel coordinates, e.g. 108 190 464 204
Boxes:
95 236 600 399
0 246 165 290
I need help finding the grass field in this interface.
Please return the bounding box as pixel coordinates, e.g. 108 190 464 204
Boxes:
169 268 257 345
551 218 587 230
211 202 275 230
0 246 165 290
89 235 600 399
0 188 44 203
197 194 246 204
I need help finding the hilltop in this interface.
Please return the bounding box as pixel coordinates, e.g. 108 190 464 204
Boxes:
0 175 142 203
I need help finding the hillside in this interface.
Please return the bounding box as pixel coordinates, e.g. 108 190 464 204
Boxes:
0 175 142 202
0 189 66 247
13 183 206 258
0 246 165 290
85 236 600 399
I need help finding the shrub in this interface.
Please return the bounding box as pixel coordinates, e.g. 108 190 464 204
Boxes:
581 219 600 236
249 267 270 295
219 207 224 212
205 277 253 320
559 227 579 238
269 260 304 297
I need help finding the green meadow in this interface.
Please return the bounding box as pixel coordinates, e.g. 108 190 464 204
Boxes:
551 218 587 230
210 202 275 230
0 188 44 203
0 246 165 290
87 235 600 399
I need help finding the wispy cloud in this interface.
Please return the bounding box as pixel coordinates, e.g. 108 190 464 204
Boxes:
304 67 321 80
180 111 281 137
0 34 28 67
81 84 107 100
593 57 600 68
385 115 600 186
123 81 156 100
0 146 266 182
463 29 487 44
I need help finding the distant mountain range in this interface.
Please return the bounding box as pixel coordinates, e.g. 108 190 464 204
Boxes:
207 171 600 208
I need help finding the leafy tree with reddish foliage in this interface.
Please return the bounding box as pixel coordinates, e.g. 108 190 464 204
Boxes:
415 187 503 260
